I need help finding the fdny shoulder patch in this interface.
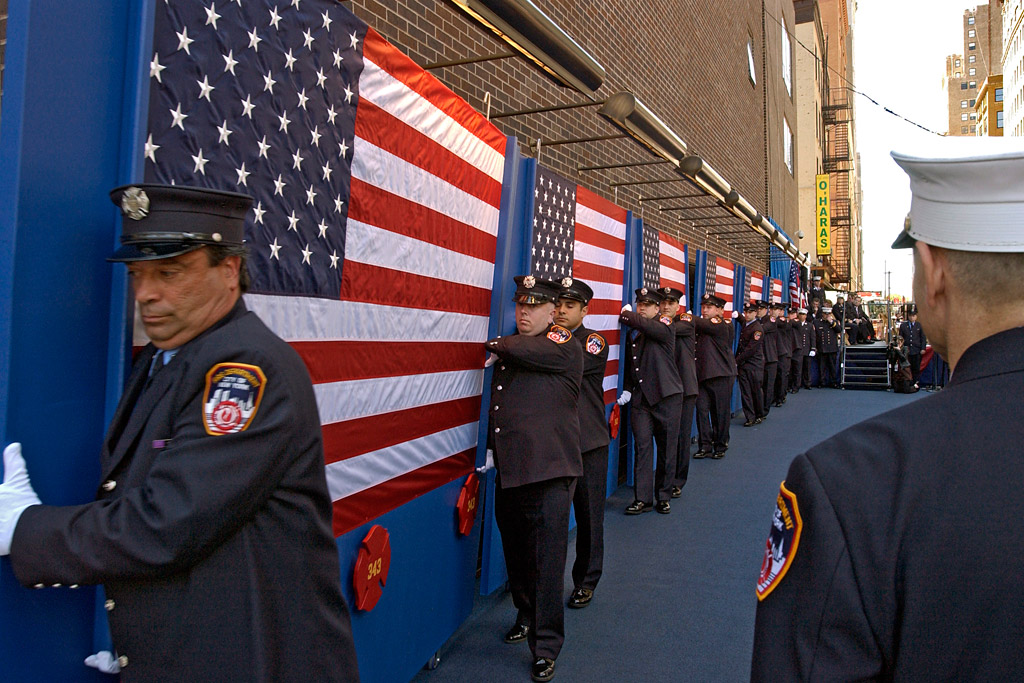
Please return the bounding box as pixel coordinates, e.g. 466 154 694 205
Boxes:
659 315 672 326
586 332 606 355
203 363 267 436
711 315 724 324
547 324 572 344
681 313 693 322
756 481 803 600
754 330 763 340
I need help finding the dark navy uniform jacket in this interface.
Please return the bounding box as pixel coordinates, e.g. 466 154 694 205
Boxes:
620 310 683 404
752 326 1024 681
694 315 737 381
898 320 927 355
12 300 359 682
487 324 584 488
776 318 794 357
759 315 780 363
796 320 816 356
573 324 610 453
735 318 765 372
671 313 699 398
815 318 840 353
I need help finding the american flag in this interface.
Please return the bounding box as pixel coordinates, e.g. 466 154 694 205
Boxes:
789 260 802 306
530 165 625 404
771 278 784 303
748 270 765 303
145 0 506 536
641 225 688 305
704 256 735 315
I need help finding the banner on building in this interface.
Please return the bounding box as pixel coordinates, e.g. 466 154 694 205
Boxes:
815 174 831 256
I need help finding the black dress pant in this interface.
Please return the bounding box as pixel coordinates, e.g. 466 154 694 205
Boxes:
801 354 813 387
738 364 763 423
908 352 922 383
630 393 681 504
789 354 804 391
571 447 608 592
818 352 837 386
775 355 792 402
762 361 778 414
495 476 575 660
696 376 734 453
674 394 697 488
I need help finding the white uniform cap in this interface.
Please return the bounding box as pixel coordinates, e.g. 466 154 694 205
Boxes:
797 308 808 314
892 137 1024 252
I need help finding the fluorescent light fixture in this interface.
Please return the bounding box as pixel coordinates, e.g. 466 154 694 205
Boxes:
449 0 606 96
678 155 737 206
597 92 689 166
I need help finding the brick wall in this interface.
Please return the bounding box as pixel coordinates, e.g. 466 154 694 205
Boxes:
346 0 800 272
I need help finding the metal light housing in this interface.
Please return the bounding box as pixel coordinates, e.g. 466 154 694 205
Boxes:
449 0 606 96
597 92 689 166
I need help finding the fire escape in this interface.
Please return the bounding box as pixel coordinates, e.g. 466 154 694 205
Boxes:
822 87 853 286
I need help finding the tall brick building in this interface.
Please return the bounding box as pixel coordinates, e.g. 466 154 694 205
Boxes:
946 3 1002 136
346 0 802 272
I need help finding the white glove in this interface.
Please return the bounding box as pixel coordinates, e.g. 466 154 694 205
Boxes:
809 350 816 357
84 651 121 674
620 304 632 314
616 391 632 406
484 353 499 368
731 311 739 319
0 443 42 556
477 449 495 474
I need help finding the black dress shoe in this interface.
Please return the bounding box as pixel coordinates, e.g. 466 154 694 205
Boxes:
774 401 784 408
670 485 682 498
625 500 652 515
503 622 530 644
754 416 765 424
567 587 593 608
655 500 671 514
531 658 556 682
743 420 755 427
711 451 725 459
692 450 707 459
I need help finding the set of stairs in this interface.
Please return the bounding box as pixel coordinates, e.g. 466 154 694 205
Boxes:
841 342 890 390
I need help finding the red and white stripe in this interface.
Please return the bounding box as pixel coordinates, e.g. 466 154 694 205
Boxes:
749 271 764 303
574 186 626 405
771 279 784 303
250 28 505 536
657 230 687 299
714 256 735 315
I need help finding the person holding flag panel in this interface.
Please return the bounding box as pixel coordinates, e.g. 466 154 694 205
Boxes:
693 294 737 459
618 288 683 515
757 301 779 420
553 278 610 611
657 287 697 498
487 275 583 683
736 302 765 427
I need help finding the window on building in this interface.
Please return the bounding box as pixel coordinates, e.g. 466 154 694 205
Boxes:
747 37 757 85
970 113 977 120
998 110 1004 128
969 55 976 63
968 16 975 25
961 82 969 90
969 81 976 89
970 99 976 107
970 125 976 132
783 118 793 174
962 126 969 133
969 42 976 50
955 59 961 67
781 21 792 96
969 67 976 76
969 29 976 37
962 113 969 121
996 87 1004 102
961 100 968 108
955 71 962 78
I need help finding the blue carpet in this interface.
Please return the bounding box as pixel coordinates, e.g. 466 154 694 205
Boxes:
413 387 927 683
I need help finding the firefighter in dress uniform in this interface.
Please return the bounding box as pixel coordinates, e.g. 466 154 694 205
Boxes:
815 309 841 388
791 308 816 391
757 301 779 419
693 294 736 459
553 278 610 611
487 275 583 683
735 302 765 427
752 138 1024 680
0 185 359 682
657 287 697 498
772 304 793 407
618 287 683 515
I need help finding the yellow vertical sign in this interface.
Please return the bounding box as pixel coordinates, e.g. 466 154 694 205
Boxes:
815 174 831 256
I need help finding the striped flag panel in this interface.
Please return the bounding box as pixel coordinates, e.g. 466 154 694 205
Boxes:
714 256 735 315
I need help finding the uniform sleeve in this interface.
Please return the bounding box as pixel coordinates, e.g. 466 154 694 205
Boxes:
750 454 884 682
11 350 317 585
582 333 609 378
487 333 577 373
693 315 730 339
619 310 673 343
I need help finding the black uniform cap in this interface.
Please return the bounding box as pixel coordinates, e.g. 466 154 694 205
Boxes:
770 302 785 311
108 184 253 262
658 286 684 302
702 294 727 308
513 275 560 304
634 287 662 304
556 277 594 304
756 300 769 310
743 302 759 312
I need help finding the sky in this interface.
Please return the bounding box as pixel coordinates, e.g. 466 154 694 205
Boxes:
853 0 977 297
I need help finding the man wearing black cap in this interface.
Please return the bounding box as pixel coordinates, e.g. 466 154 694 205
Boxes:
773 304 793 407
816 309 840 388
693 294 736 459
752 139 1024 680
736 303 765 427
553 278 609 610
757 301 779 419
809 275 826 312
790 308 816 392
487 275 583 682
899 308 926 386
657 287 697 498
0 185 359 681
619 287 682 514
